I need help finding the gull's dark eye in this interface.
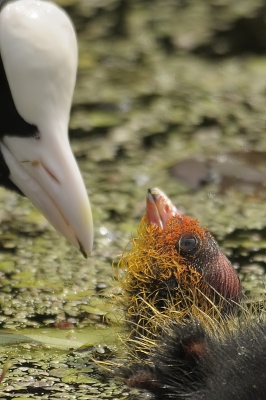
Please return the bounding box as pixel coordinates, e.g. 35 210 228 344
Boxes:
178 232 198 253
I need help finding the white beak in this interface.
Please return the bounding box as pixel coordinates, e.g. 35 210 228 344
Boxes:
0 0 93 256
0 136 93 257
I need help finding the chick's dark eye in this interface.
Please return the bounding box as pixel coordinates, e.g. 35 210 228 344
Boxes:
178 233 198 253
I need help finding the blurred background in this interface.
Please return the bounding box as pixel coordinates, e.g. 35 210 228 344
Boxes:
1 0 266 397
68 0 266 295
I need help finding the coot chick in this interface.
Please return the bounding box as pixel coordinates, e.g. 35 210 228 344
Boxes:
120 189 265 399
118 188 241 345
125 318 266 400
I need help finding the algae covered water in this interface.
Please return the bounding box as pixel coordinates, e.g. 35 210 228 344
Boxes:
1 0 266 397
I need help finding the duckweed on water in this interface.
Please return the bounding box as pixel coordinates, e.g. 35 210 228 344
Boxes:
1 0 266 398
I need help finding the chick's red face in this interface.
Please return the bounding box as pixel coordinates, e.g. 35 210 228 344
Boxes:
145 188 241 305
146 188 209 262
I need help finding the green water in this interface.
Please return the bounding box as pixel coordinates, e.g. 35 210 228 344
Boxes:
1 0 266 397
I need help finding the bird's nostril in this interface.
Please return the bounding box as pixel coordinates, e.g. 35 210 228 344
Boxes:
31 159 40 167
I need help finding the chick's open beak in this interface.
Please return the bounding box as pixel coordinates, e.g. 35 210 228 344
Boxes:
146 188 178 229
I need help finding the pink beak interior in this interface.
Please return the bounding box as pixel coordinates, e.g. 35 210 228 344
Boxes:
146 188 179 229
